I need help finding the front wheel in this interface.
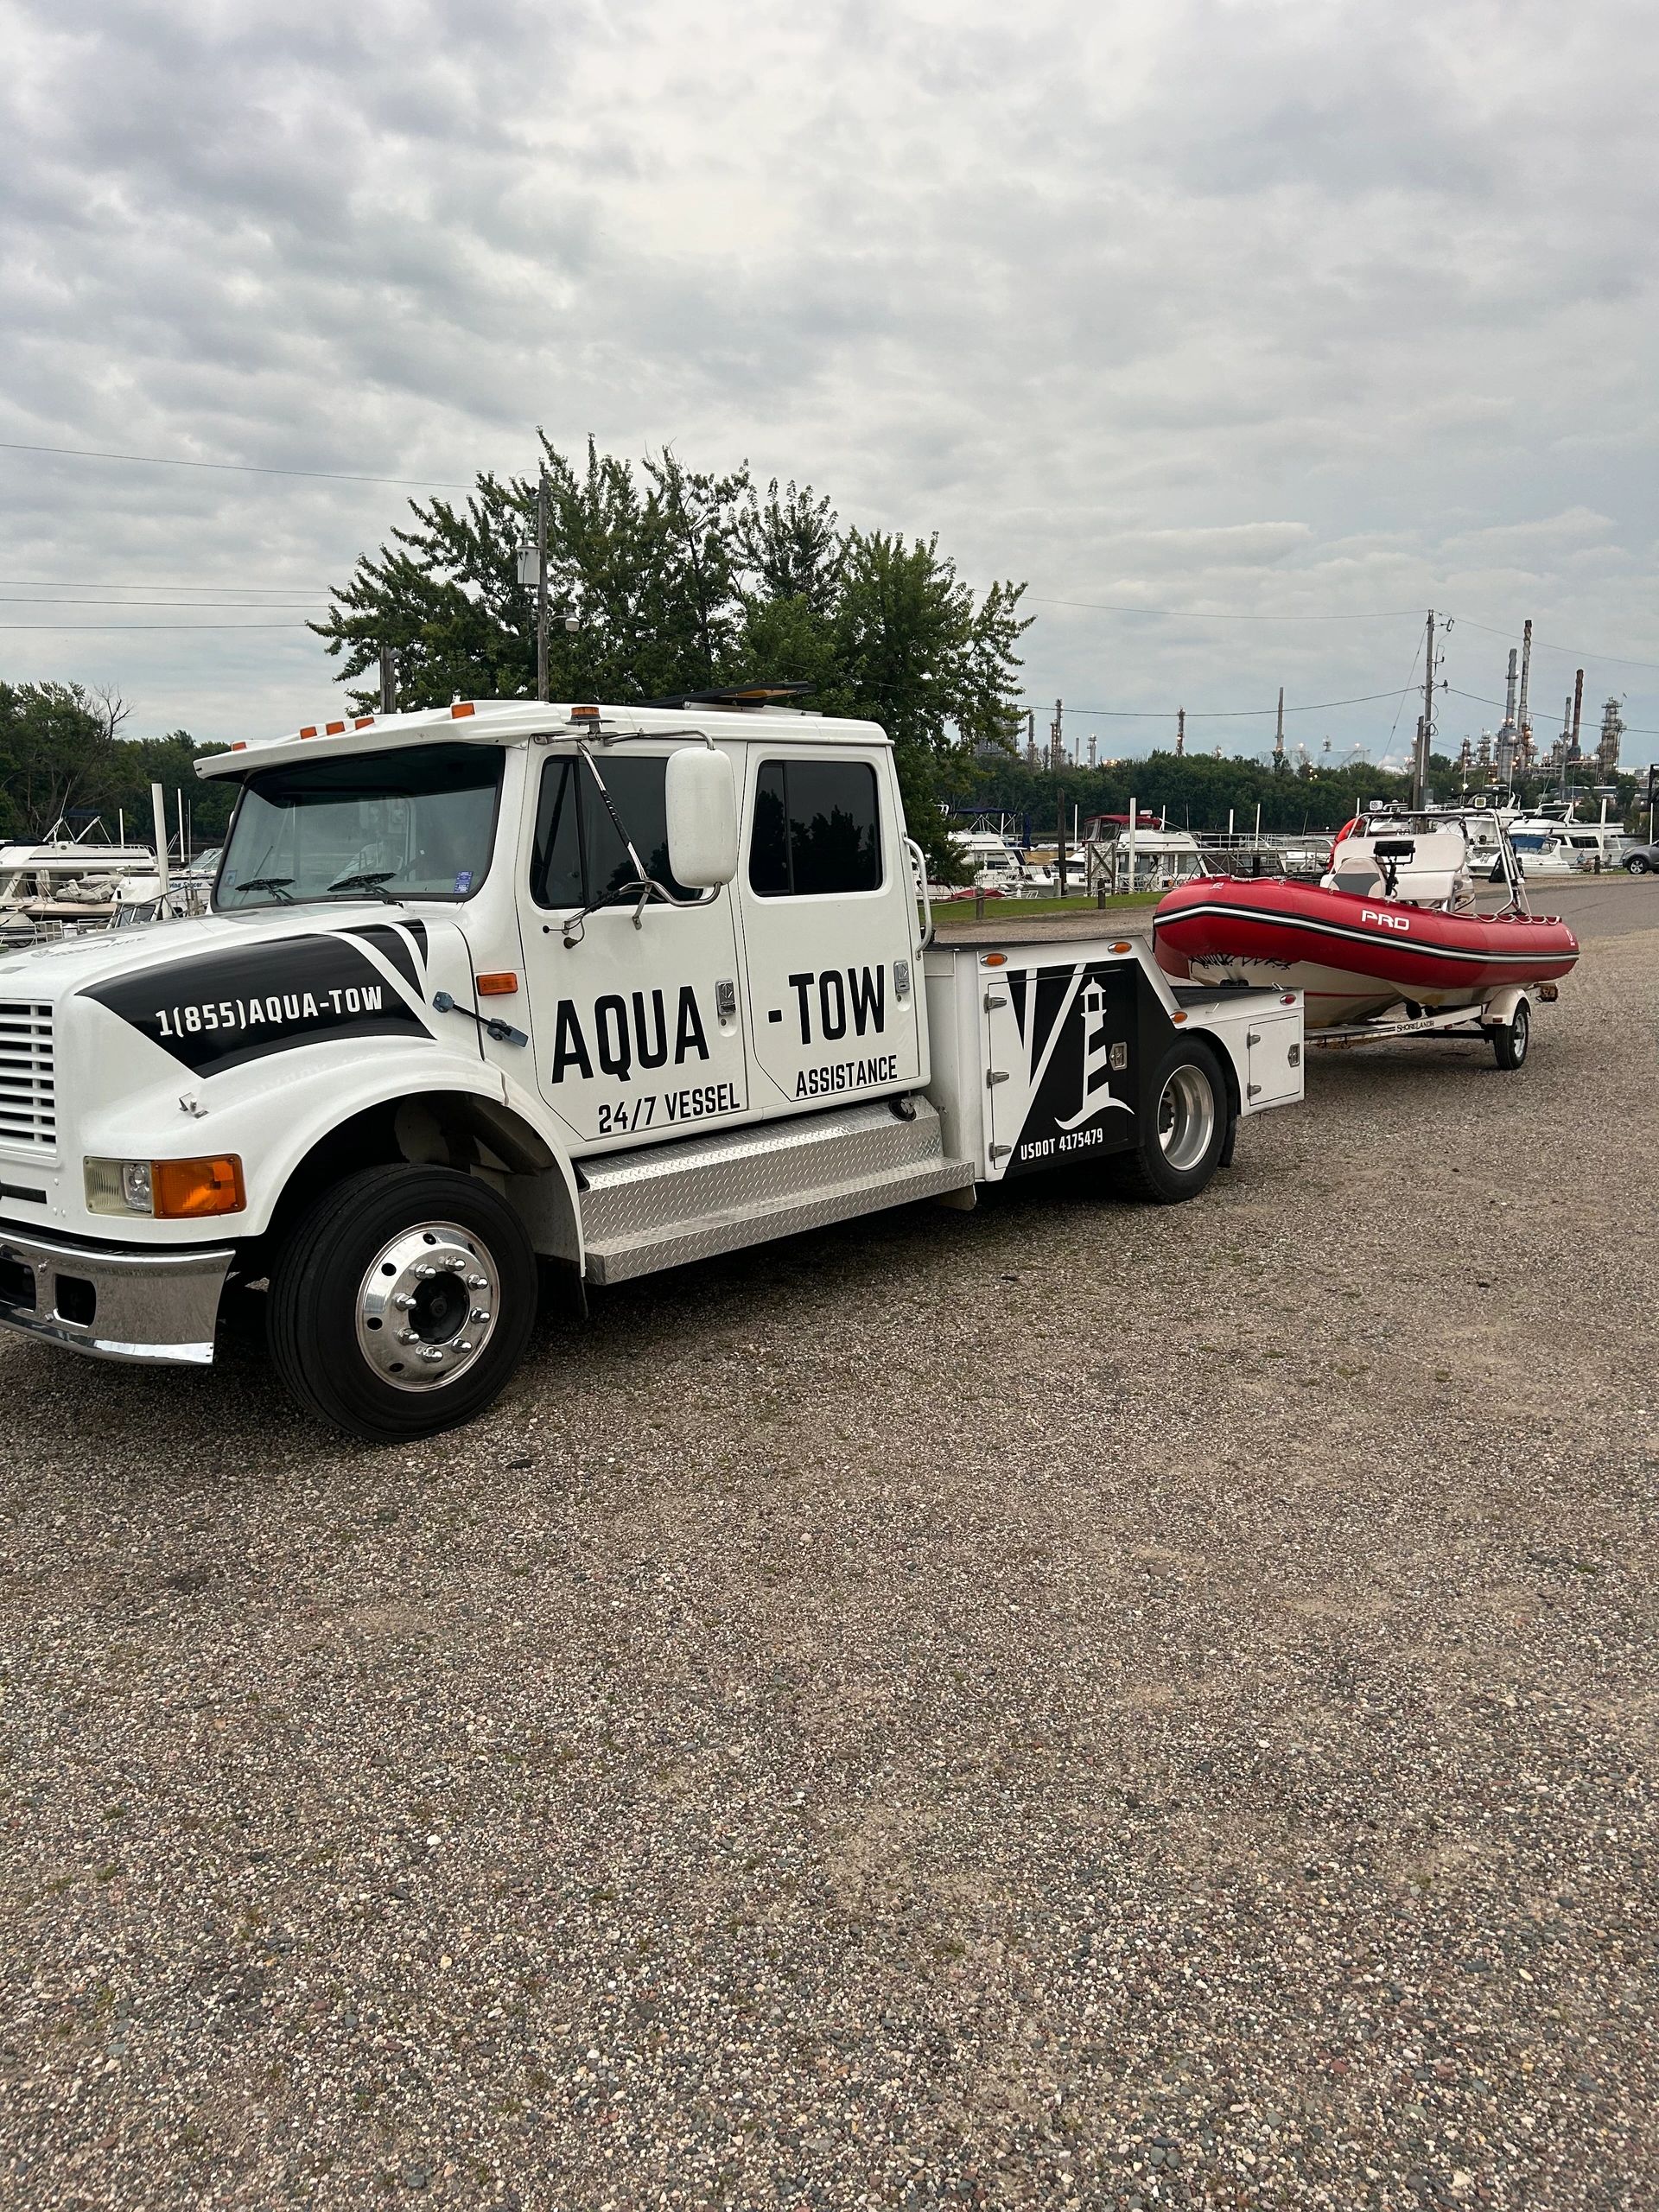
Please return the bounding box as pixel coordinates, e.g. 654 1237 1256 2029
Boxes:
268 1164 538 1440
1490 997 1530 1071
1109 1039 1229 1203
1628 855 1650 875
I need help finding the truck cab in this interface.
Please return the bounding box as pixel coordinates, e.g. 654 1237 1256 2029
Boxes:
0 698 1302 1440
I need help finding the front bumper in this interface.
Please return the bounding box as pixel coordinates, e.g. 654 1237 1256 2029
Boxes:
0 1220 233 1365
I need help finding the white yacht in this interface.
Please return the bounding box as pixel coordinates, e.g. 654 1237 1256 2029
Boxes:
1501 809 1626 880
1083 816 1205 893
0 823 162 943
945 828 1029 893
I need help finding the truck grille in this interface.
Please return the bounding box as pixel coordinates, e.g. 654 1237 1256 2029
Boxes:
0 1001 55 1151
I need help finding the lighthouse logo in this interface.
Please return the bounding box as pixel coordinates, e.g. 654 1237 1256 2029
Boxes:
995 962 1139 1178
1056 978 1135 1132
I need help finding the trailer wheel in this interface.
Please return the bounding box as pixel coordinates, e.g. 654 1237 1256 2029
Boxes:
1490 997 1530 1071
268 1164 537 1442
1110 1039 1228 1204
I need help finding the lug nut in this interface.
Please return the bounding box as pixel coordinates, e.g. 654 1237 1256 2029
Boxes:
414 1262 439 1279
470 1306 490 1324
392 1291 416 1311
457 1341 474 1355
467 1274 488 1290
398 1328 419 1344
418 1346 445 1363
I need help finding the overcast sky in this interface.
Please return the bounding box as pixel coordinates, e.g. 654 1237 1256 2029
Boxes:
3 0 1656 772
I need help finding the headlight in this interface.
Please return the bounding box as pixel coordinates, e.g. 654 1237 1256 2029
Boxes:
86 1155 245 1219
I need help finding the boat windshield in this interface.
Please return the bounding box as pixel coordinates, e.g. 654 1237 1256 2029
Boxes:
217 742 503 910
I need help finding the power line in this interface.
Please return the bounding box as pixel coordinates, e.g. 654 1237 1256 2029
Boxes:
1030 594 1422 623
1444 681 1659 740
0 438 473 491
1037 589 1659 670
0 576 330 594
1446 611 1659 674
0 620 314 632
0 594 324 608
1025 685 1416 722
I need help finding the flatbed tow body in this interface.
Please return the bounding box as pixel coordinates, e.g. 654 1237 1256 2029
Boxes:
925 927 1300 1181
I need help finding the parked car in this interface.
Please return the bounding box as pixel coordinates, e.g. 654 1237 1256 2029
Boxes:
1624 842 1659 875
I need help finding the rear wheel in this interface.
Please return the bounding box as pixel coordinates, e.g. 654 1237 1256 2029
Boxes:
1110 1039 1228 1203
1490 997 1530 1071
268 1164 538 1441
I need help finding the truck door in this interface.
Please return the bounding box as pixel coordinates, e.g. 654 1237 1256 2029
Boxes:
737 750 923 1114
519 748 750 1149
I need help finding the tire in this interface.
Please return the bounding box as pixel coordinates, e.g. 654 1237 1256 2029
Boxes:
268 1164 538 1441
1628 855 1650 875
1110 1038 1229 1204
1491 997 1530 1071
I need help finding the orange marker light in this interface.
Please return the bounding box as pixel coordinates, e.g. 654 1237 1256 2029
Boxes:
354 716 375 728
981 952 1007 967
1173 1011 1188 1024
1110 940 1131 953
153 1155 246 1220
451 702 476 719
299 725 318 739
230 741 247 752
325 721 345 734
476 972 519 997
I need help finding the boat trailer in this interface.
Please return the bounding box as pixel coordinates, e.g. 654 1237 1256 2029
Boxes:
1313 981 1558 1068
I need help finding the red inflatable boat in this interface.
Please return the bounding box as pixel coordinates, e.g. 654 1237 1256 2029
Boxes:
1154 875 1580 1027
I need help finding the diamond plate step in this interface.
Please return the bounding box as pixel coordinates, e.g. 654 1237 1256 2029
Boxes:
577 1096 973 1284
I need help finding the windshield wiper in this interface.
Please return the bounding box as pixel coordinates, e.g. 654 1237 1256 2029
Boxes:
325 870 404 905
237 876 296 903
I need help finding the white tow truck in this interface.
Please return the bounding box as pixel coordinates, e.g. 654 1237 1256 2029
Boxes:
0 697 1305 1440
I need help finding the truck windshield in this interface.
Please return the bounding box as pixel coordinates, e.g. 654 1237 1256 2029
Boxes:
216 743 503 910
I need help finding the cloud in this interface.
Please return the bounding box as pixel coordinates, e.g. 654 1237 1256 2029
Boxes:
0 0 1656 766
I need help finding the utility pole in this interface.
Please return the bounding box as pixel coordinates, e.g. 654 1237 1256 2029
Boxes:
1516 618 1533 772
1274 686 1285 770
378 645 397 714
1025 709 1036 766
1050 698 1064 773
1569 667 1584 762
1175 707 1185 757
1413 610 1435 809
536 463 550 702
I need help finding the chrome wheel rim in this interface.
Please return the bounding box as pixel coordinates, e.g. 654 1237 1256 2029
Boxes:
354 1221 500 1392
1511 1005 1529 1059
1157 1065 1216 1172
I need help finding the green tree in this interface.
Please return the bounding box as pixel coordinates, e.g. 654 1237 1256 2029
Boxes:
313 437 1028 877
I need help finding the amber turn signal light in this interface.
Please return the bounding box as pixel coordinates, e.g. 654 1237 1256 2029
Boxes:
476 972 519 996
154 1155 246 1219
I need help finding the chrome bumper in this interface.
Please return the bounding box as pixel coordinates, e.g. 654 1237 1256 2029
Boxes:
0 1220 233 1365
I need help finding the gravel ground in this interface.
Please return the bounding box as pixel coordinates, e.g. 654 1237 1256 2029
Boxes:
2 917 1656 2210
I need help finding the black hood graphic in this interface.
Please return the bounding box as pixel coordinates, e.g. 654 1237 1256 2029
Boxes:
83 933 432 1078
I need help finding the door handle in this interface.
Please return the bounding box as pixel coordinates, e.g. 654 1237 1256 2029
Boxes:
715 979 736 1020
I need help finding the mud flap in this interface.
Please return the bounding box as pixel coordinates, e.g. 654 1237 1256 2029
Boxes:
1219 1114 1239 1167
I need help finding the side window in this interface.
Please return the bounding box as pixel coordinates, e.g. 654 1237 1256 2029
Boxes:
748 758 882 898
531 756 692 909
531 760 582 906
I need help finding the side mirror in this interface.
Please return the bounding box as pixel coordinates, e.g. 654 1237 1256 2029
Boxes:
665 746 739 888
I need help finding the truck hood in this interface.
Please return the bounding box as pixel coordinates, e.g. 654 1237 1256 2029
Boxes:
0 902 450 1007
